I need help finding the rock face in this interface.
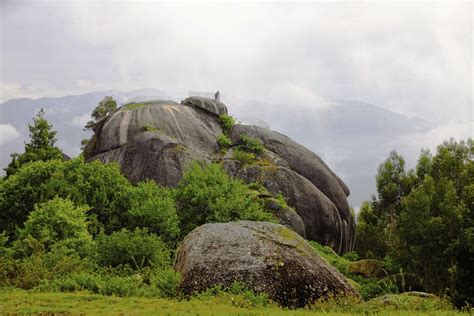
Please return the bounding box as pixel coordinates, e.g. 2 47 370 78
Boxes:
84 97 355 254
174 221 357 307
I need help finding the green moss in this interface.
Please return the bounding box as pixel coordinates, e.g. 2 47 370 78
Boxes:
125 103 146 110
143 124 159 132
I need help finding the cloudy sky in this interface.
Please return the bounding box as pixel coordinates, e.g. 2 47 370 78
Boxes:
1 0 472 123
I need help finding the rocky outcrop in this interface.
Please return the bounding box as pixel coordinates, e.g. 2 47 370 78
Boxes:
174 221 357 307
84 97 356 253
226 125 355 253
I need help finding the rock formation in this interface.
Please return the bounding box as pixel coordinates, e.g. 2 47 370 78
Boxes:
174 221 357 307
84 97 356 254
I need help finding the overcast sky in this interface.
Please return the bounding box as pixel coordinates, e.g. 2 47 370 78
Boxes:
1 1 472 123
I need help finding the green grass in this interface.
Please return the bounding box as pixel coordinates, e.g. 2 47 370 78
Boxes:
0 289 462 316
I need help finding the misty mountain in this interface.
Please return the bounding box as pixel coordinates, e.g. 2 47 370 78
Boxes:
0 89 434 208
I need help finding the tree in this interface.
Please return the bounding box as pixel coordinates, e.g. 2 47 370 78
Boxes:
175 163 274 237
16 197 92 253
356 138 473 307
85 96 117 130
4 109 63 177
0 158 131 238
126 181 180 243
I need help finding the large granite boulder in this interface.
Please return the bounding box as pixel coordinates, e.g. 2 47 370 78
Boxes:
84 100 222 186
84 98 356 253
174 221 357 307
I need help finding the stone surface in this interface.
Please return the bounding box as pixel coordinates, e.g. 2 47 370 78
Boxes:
174 221 357 307
182 96 228 116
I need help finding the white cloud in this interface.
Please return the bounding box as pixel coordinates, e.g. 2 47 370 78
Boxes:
70 114 90 128
1 2 471 122
393 120 473 168
0 124 20 146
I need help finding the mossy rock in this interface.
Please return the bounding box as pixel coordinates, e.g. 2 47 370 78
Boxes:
175 221 357 308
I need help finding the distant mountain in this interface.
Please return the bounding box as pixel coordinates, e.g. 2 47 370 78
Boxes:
0 90 435 208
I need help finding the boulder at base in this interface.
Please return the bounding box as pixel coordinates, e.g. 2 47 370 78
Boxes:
174 221 357 307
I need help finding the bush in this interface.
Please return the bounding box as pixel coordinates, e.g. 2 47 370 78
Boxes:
150 268 181 298
127 181 180 243
95 228 170 270
176 163 274 236
232 149 256 165
17 197 92 253
0 158 132 238
217 134 231 149
217 114 236 132
239 134 264 154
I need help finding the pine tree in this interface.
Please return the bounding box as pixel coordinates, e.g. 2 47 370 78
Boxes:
4 109 64 177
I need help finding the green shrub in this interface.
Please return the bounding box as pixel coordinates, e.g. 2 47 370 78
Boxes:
176 163 274 236
232 149 256 165
217 114 236 132
127 181 180 243
239 134 264 154
150 268 181 298
0 158 132 238
95 228 170 270
17 197 92 253
217 134 231 149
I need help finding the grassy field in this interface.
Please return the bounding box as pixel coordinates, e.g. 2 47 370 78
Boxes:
0 289 465 316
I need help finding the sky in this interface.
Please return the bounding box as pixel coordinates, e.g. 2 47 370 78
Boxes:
1 0 472 124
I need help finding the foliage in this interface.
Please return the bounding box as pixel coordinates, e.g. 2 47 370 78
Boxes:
239 134 265 154
16 197 92 254
94 228 170 270
126 181 180 243
232 149 256 165
0 247 94 290
176 163 274 236
217 134 231 149
0 158 131 238
217 114 236 132
356 138 474 307
85 96 117 130
4 109 64 178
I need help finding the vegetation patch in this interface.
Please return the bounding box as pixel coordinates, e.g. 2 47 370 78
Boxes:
239 134 265 154
217 134 231 149
232 149 256 165
217 114 236 132
143 124 159 132
125 102 147 110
